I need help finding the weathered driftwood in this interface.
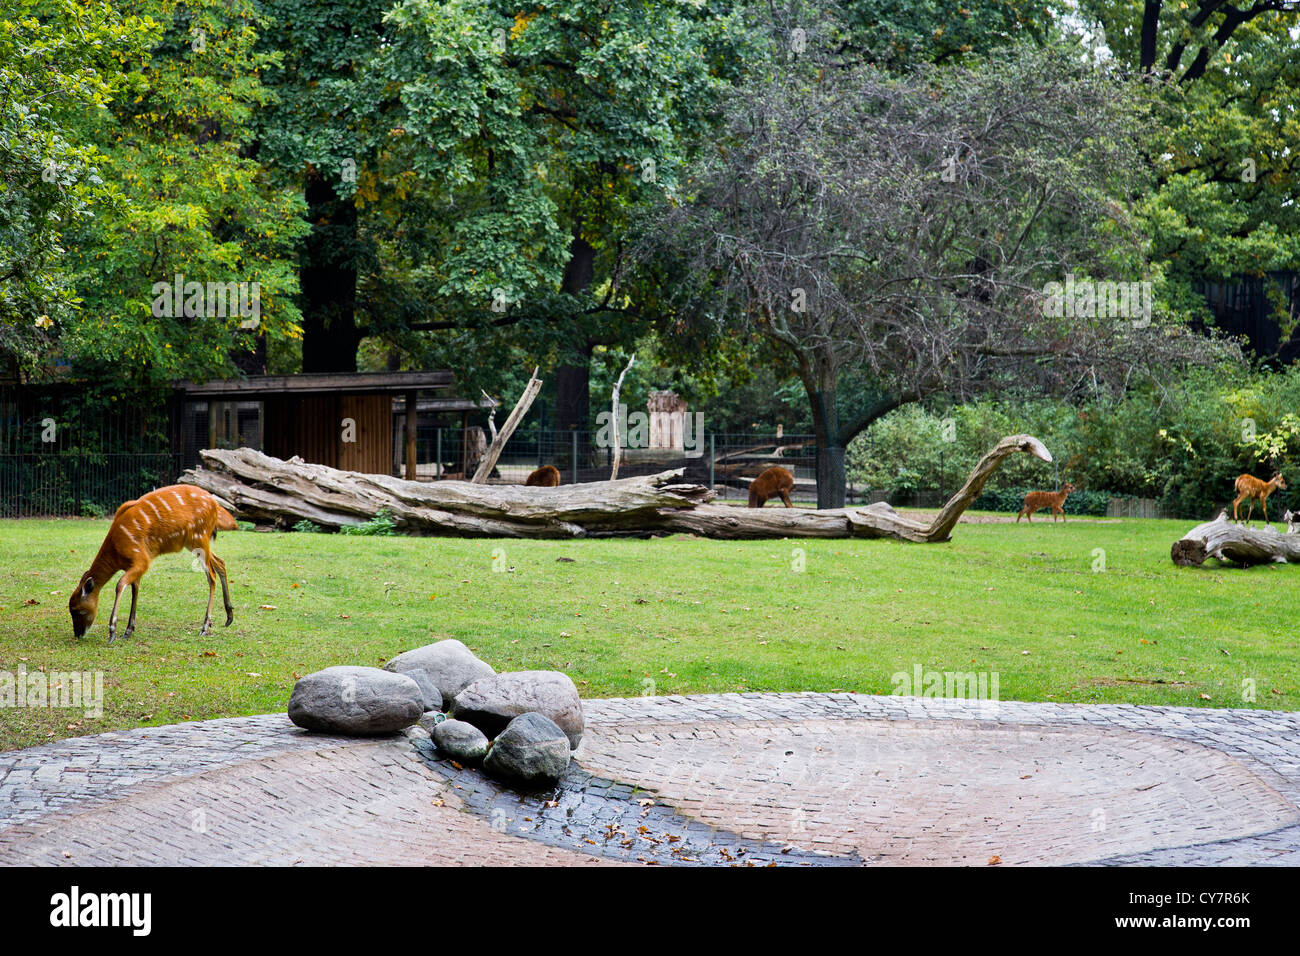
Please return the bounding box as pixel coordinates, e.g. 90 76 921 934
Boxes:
1171 510 1300 567
471 368 541 483
609 352 635 480
179 434 1051 541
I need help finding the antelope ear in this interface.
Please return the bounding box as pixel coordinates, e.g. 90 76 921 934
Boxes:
81 577 94 596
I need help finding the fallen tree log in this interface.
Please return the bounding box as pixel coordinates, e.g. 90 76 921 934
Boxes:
1171 511 1300 567
179 434 1051 541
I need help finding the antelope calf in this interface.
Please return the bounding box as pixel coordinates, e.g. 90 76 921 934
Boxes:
748 466 795 508
524 465 562 487
1017 482 1075 523
1233 472 1286 525
69 485 236 643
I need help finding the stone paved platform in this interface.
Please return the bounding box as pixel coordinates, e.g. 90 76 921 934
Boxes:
2 693 1298 866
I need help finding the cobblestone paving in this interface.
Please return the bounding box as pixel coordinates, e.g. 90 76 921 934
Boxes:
2 694 1298 866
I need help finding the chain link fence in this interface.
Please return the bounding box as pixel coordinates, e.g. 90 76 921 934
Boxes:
2 387 1174 518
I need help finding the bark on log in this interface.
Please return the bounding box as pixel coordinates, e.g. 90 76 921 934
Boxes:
1171 510 1300 567
179 434 1050 541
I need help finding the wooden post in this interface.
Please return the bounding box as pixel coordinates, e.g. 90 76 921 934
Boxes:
709 433 715 492
435 427 442 480
571 430 579 485
404 390 417 480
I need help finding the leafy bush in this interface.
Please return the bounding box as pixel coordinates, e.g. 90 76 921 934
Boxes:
338 509 398 536
847 363 1300 518
292 519 322 534
972 488 1112 516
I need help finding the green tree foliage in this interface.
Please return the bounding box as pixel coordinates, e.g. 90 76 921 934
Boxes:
1079 1 1300 338
0 0 153 370
369 0 750 420
2 0 307 385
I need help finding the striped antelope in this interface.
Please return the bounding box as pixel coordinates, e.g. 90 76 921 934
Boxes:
69 485 237 643
1231 472 1286 526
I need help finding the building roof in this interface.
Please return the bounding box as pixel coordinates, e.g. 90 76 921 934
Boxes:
173 370 456 397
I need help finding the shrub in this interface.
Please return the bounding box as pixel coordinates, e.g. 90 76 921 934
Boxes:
338 508 398 536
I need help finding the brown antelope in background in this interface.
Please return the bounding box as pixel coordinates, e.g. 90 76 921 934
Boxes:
1232 472 1286 526
524 465 562 486
69 485 237 643
748 466 795 508
1017 482 1075 523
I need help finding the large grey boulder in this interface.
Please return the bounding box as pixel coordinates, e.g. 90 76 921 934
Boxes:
450 670 585 748
482 713 571 785
432 719 490 764
288 666 423 735
383 639 494 710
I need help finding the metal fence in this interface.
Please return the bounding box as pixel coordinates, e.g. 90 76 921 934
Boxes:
0 387 1181 518
0 385 180 518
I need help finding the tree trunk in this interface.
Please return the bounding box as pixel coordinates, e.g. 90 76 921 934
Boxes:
180 434 1049 541
816 443 846 510
804 365 847 509
1171 511 1300 567
555 232 596 435
300 174 361 373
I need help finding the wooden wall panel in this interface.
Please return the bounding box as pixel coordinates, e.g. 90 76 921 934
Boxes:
262 392 392 475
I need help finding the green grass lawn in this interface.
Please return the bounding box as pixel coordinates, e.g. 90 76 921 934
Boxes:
1 515 1296 751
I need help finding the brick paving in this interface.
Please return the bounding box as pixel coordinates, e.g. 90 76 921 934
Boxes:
2 693 1298 866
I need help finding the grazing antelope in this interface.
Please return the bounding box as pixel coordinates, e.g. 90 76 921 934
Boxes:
1017 482 1076 523
524 465 562 487
748 466 795 508
69 485 236 643
1232 472 1286 526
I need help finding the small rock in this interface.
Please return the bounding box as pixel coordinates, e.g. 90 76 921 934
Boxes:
288 666 423 735
450 670 585 748
383 638 494 710
483 713 571 785
432 719 490 764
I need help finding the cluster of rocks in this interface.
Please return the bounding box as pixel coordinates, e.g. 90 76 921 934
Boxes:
286 639 582 786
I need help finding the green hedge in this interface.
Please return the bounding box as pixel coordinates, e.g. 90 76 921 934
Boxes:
973 487 1113 516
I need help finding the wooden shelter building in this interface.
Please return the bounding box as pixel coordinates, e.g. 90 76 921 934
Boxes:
173 371 487 478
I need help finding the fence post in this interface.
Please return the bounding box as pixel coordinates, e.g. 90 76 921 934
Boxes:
709 434 715 494
435 428 442 480
571 430 579 485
